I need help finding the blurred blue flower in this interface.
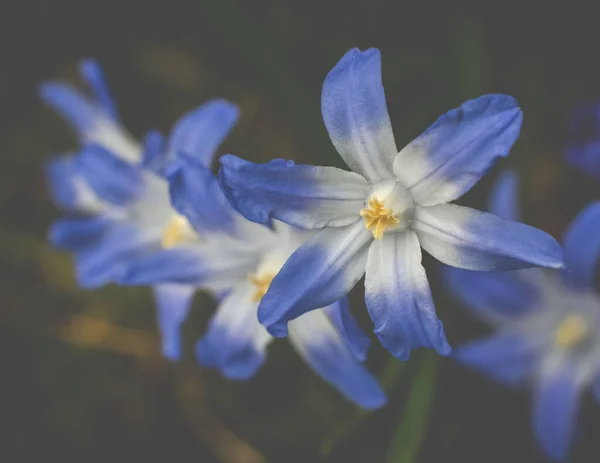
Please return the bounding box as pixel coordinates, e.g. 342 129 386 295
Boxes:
42 59 239 360
444 172 600 460
118 156 387 409
218 47 564 361
565 102 600 178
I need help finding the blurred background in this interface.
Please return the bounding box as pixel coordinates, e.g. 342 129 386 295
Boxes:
2 0 600 461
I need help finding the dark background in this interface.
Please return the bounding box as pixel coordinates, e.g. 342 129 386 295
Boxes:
1 0 600 461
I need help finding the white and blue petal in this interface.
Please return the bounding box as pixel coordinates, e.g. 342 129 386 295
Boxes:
561 201 600 289
288 306 386 409
258 220 372 337
456 331 542 386
153 284 196 361
46 155 103 212
364 230 450 360
414 203 564 271
321 48 397 182
79 59 121 123
166 99 239 168
168 155 238 234
74 224 152 288
76 144 143 206
532 363 583 460
196 281 272 380
442 266 538 322
219 155 369 228
488 170 520 222
394 95 523 206
323 297 370 361
40 82 140 162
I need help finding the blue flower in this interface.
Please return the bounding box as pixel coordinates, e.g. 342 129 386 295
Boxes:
218 47 564 360
118 156 387 409
43 59 239 360
444 172 600 460
564 102 600 178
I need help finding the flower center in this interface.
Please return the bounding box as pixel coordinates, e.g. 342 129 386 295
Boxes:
161 215 194 249
248 273 275 302
554 315 589 348
360 197 399 240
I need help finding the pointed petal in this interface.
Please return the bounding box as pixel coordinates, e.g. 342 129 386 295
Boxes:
153 284 195 361
288 307 386 409
196 281 272 380
442 266 538 322
46 155 104 212
76 144 143 206
141 129 167 176
79 59 120 123
49 216 112 252
166 99 239 167
323 297 370 361
561 201 600 289
321 48 397 182
74 225 151 288
488 170 520 222
456 331 541 385
533 363 583 460
258 221 372 337
364 231 450 360
39 83 140 162
219 155 369 228
167 155 237 234
414 203 564 271
394 95 522 206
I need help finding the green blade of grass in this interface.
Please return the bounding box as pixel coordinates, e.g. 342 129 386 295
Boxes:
385 351 439 463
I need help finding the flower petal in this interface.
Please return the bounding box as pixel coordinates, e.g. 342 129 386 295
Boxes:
46 155 104 212
456 331 541 385
323 297 371 361
414 203 564 271
219 155 369 228
152 284 195 361
74 225 152 288
49 216 113 252
166 99 239 168
79 59 120 123
364 231 450 360
561 201 600 289
167 155 238 234
565 103 600 179
76 144 143 206
258 220 372 337
442 266 538 322
488 170 520 221
394 95 523 206
532 363 583 460
118 243 260 291
196 281 272 380
39 83 140 162
288 307 386 409
141 129 167 176
321 48 397 182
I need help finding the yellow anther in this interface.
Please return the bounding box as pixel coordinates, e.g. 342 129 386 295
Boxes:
554 315 588 348
248 273 275 302
359 196 399 240
161 216 193 249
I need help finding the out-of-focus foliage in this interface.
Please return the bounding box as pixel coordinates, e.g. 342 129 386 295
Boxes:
2 0 600 462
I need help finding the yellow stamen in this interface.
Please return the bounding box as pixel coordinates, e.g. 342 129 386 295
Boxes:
248 273 275 302
359 197 399 239
161 216 193 249
554 315 588 348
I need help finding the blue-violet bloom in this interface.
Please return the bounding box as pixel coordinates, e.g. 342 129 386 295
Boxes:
42 59 238 360
444 171 600 460
117 156 387 409
218 47 564 360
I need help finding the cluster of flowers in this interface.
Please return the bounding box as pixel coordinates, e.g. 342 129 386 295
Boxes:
44 48 600 460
